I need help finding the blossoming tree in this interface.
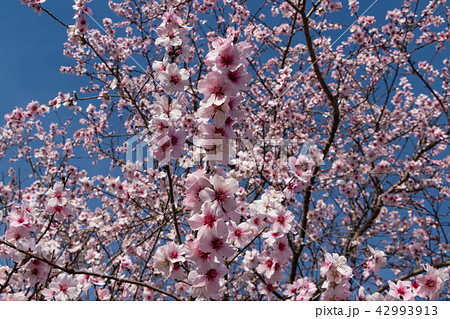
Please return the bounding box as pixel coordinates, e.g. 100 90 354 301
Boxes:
0 0 449 301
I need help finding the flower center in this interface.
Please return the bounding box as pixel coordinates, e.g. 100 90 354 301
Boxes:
169 251 179 260
227 70 239 83
277 215 286 225
170 75 180 84
397 287 406 295
59 284 69 293
215 190 227 202
425 278 437 289
220 55 234 67
211 238 224 251
203 214 217 227
205 268 218 281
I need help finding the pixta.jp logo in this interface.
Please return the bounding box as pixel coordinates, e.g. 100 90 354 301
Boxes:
126 131 323 171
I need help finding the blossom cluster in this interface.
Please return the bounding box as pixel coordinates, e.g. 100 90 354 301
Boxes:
320 253 353 301
150 10 191 164
7 0 450 301
379 266 450 301
68 0 92 45
20 0 45 14
155 8 190 60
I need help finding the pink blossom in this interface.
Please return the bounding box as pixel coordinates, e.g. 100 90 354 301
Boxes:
8 205 34 230
20 0 46 15
188 263 227 300
227 221 252 248
198 72 232 106
47 274 81 301
273 237 292 264
23 258 50 285
152 94 183 120
225 64 252 92
77 270 105 291
199 175 239 214
258 281 278 301
152 127 186 164
155 23 187 48
256 256 277 279
188 202 228 240
268 209 294 234
388 280 414 300
97 288 111 301
184 238 212 272
320 253 352 284
183 170 212 211
261 230 283 246
5 226 30 242
157 63 190 95
197 98 230 122
198 236 235 262
321 280 352 301
205 39 243 71
46 182 69 207
243 249 259 271
416 265 449 300
120 255 135 273
289 155 313 184
367 246 387 273
150 117 171 134
285 277 316 300
45 202 73 221
153 242 185 279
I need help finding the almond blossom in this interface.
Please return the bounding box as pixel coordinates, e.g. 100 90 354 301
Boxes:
156 63 190 95
153 242 185 279
2 0 449 302
416 265 449 300
388 280 415 301
43 274 81 301
199 175 239 214
188 202 228 240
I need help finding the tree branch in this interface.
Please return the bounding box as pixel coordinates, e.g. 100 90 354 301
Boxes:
288 0 341 284
375 260 450 294
0 239 181 300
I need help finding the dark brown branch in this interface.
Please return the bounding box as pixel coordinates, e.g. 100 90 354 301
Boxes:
408 58 449 125
280 0 301 69
0 239 181 300
288 0 341 284
0 263 19 293
375 260 450 294
41 7 69 28
165 166 182 245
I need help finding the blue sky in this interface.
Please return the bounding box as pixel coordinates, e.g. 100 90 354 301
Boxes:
0 0 417 114
0 1 111 113
1 2 70 112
